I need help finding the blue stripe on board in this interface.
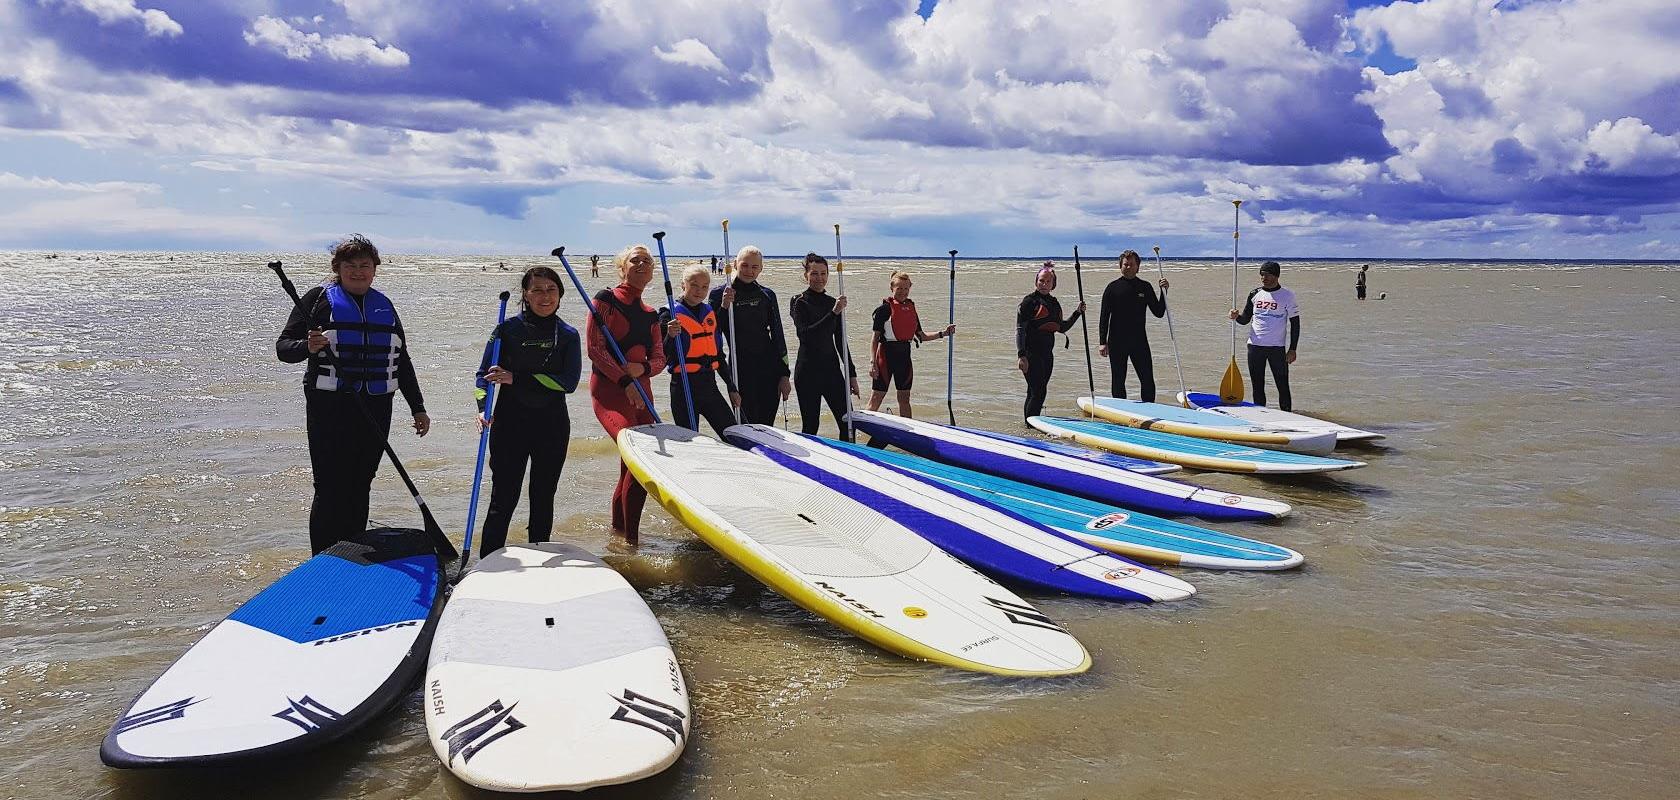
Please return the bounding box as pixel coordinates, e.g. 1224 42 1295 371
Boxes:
959 426 1172 472
228 553 439 643
1183 392 1257 409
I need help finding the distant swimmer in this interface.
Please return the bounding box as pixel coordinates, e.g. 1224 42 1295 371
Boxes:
1017 262 1084 421
711 255 719 274
1229 260 1301 411
1098 249 1168 402
590 253 599 278
1356 264 1368 300
499 261 508 271
868 270 954 419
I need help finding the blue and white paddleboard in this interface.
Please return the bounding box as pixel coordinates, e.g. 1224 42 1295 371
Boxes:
847 409 1291 521
1077 396 1338 454
830 441 1303 571
102 528 444 768
1177 392 1385 443
1029 416 1365 475
727 425 1194 602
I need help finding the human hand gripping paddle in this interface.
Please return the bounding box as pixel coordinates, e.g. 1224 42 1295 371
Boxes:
549 247 663 421
1219 200 1246 403
267 261 458 562
457 290 511 579
1073 246 1096 419
1154 245 1188 403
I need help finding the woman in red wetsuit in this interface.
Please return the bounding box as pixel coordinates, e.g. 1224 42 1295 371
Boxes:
587 244 668 542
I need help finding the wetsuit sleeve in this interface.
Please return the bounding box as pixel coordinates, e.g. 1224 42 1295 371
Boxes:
473 326 499 412
790 294 832 341
1097 282 1115 347
276 286 326 363
1289 317 1301 351
645 313 667 377
586 303 628 386
1235 288 1258 325
553 325 582 392
708 285 730 348
872 303 889 334
391 311 426 415
766 287 790 377
659 307 678 374
1015 295 1034 358
1145 283 1166 318
1060 303 1083 333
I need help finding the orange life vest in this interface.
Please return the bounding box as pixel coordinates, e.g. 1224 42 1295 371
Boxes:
671 303 721 373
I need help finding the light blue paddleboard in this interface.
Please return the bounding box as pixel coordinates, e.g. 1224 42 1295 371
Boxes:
1178 392 1385 443
1029 416 1365 474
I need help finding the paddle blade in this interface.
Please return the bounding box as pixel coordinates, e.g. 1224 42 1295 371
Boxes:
1219 358 1245 404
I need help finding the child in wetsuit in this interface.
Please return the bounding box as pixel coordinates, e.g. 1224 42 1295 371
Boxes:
867 271 954 418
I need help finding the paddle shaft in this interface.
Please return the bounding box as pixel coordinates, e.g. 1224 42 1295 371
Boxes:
1073 246 1095 417
549 248 662 423
652 232 697 431
1153 246 1187 398
946 249 957 426
721 220 741 423
459 290 511 577
833 224 856 441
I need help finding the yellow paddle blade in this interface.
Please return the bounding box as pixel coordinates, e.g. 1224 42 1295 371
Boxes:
1219 358 1245 403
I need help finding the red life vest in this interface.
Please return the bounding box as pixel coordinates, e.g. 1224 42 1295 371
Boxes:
880 296 920 342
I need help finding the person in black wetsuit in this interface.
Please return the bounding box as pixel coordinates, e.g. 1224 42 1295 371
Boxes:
1097 249 1168 402
1016 262 1084 421
473 266 581 558
710 246 790 424
660 264 740 436
276 234 430 554
1356 264 1368 300
790 253 860 439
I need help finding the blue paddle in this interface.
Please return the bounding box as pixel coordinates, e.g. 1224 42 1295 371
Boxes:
459 290 511 577
651 232 697 431
550 247 663 422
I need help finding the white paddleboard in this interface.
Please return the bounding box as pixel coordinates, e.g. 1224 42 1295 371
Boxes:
1176 391 1385 443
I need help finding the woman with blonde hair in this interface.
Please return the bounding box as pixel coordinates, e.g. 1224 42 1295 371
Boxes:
586 244 667 542
710 245 790 424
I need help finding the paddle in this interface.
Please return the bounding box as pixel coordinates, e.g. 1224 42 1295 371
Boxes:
651 232 696 431
550 248 663 422
1153 246 1188 404
1073 245 1096 418
1220 200 1245 403
720 219 741 423
832 224 857 441
267 261 458 562
945 249 957 426
458 290 511 577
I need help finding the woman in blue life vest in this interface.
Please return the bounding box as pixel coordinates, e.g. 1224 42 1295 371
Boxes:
868 271 955 418
473 266 581 558
276 235 430 553
660 264 740 437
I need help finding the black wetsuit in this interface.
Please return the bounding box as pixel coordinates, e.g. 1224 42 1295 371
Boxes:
710 280 789 425
276 285 426 554
1098 276 1166 402
790 289 858 440
1017 292 1082 420
1356 270 1367 300
660 299 738 438
474 310 581 557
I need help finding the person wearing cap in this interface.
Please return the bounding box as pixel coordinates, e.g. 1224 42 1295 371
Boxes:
1016 262 1084 421
1356 264 1368 300
1097 249 1169 402
1229 260 1301 411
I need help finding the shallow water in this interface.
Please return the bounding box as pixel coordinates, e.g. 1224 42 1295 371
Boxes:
1 251 1676 799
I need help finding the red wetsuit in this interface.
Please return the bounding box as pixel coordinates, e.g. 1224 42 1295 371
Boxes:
587 283 666 541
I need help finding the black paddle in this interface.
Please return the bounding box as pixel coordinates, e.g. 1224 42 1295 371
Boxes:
1073 246 1096 416
268 260 458 562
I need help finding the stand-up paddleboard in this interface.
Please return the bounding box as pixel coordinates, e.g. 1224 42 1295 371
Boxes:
959 426 1179 475
848 409 1290 521
620 423 1090 677
1177 391 1385 443
1076 396 1337 455
427 543 688 792
1030 416 1365 475
725 425 1194 602
102 528 444 768
830 441 1303 570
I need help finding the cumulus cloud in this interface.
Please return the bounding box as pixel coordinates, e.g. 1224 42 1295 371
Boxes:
653 39 727 72
243 16 410 67
47 0 181 38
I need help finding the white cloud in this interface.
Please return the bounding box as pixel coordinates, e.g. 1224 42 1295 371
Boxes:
0 172 161 194
243 16 410 67
652 38 726 72
592 205 669 226
49 0 182 38
1584 117 1680 176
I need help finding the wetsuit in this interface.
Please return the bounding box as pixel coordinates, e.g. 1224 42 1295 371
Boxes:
660 298 737 438
1234 285 1301 410
1356 270 1367 300
473 309 581 558
790 289 858 440
870 297 921 393
588 285 667 541
1017 291 1082 420
1098 276 1166 402
276 282 426 554
710 279 789 425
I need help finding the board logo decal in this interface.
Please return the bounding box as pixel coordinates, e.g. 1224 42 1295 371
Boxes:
113 697 203 735
312 619 419 645
440 700 526 765
273 696 342 732
983 596 1065 633
903 606 928 618
813 581 885 619
1088 512 1130 530
1222 495 1241 505
608 688 687 745
1102 566 1141 581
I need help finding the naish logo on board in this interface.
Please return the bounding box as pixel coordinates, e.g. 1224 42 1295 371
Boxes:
429 679 446 717
609 688 687 745
667 658 682 694
440 700 526 766
983 596 1065 633
311 619 419 646
1088 512 1130 530
813 581 885 619
274 696 342 733
113 697 204 735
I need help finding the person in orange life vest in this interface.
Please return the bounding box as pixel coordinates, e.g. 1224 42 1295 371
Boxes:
276 234 430 554
711 246 791 425
587 244 668 543
1016 262 1085 421
659 264 740 437
790 253 860 440
868 271 955 417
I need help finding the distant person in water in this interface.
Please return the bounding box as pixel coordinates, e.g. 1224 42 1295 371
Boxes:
1230 260 1301 411
474 266 580 558
660 264 739 437
1356 264 1368 300
711 255 719 274
588 244 667 542
790 253 859 439
590 254 599 278
1098 250 1168 402
711 246 791 425
868 271 954 418
1017 262 1084 421
275 234 430 553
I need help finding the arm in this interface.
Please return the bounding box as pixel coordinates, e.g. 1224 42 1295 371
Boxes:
645 314 668 377
586 305 629 386
275 286 324 363
659 307 678 374
392 311 426 415
1015 296 1033 358
1060 302 1084 332
473 327 499 411
547 326 582 393
1146 284 1166 318
1097 285 1113 347
767 288 790 378
1234 291 1256 325
1289 316 1301 352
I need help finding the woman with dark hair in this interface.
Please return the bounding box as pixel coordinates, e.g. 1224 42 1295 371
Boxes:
473 266 581 557
276 234 430 553
1016 261 1084 421
789 252 858 438
588 245 667 542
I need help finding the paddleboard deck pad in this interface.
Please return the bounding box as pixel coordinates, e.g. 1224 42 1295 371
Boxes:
1030 416 1365 475
427 542 689 792
620 423 1090 677
1177 392 1385 443
101 528 444 768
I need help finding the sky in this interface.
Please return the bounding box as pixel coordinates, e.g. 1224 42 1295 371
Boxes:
0 0 1677 258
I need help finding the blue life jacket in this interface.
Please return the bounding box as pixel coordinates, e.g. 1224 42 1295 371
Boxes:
312 284 402 395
